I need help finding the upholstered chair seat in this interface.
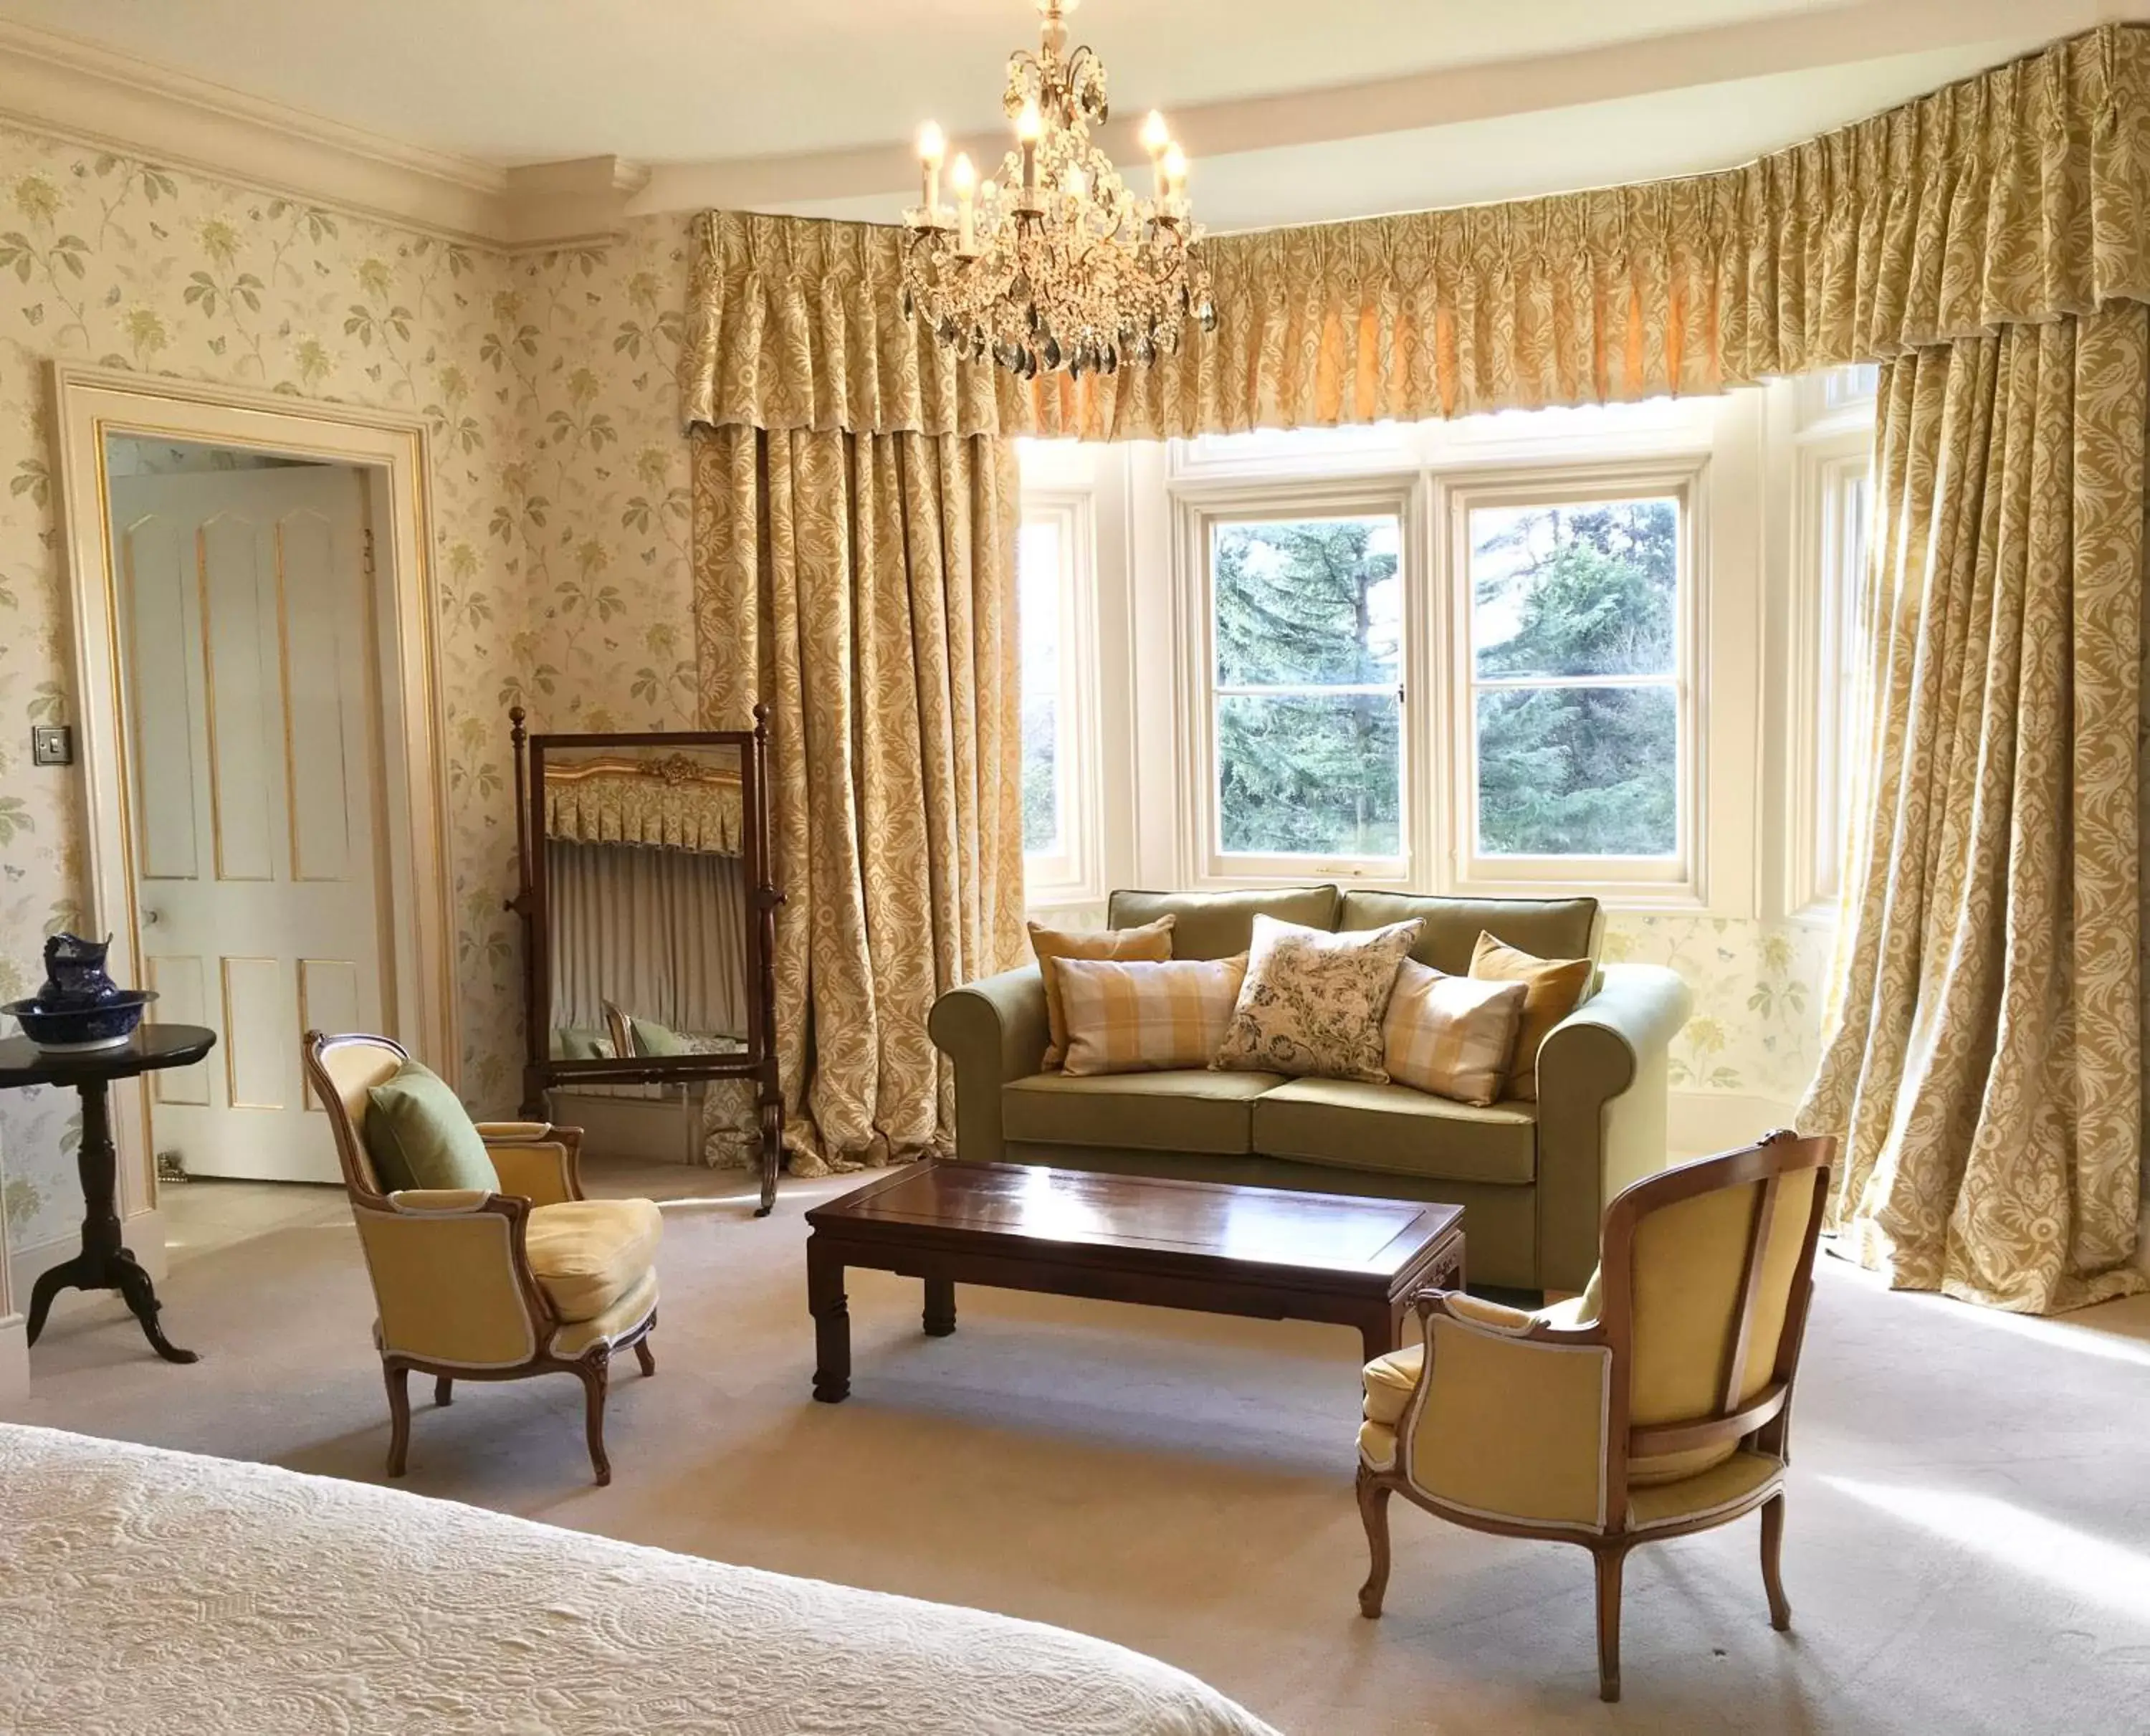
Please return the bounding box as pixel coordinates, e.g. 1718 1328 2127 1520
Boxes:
1354 1131 1833 1702
525 1198 664 1322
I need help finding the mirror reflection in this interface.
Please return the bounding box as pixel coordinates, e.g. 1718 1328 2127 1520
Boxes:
541 743 750 1065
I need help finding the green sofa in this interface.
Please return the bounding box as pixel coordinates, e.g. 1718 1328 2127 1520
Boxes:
927 885 1693 1293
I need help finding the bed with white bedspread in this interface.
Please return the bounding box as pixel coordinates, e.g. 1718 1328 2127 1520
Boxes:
0 1423 1279 1736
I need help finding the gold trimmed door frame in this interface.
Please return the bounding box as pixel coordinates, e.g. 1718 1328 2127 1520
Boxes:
47 363 457 1235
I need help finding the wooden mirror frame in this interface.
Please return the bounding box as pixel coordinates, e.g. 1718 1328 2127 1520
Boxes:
507 706 784 1216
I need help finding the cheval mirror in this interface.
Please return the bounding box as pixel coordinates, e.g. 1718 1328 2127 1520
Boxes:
509 709 783 1216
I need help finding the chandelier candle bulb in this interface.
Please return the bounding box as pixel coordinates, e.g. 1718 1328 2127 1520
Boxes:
918 121 946 221
1141 109 1170 196
950 151 978 253
1018 97 1042 197
1162 140 1187 206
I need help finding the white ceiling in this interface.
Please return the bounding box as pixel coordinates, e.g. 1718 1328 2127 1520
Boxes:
0 0 1855 163
0 0 2130 232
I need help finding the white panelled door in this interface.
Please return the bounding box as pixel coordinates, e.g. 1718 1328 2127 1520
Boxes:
111 464 387 1183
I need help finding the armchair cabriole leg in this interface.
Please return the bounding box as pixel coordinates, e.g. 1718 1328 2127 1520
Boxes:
1593 1543 1627 1703
435 1375 453 1407
1761 1494 1791 1630
635 1332 656 1377
1356 1465 1393 1618
580 1351 613 1487
384 1362 411 1478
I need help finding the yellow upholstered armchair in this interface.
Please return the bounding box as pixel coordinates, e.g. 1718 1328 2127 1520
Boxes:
302 1031 661 1487
1355 1130 1833 1702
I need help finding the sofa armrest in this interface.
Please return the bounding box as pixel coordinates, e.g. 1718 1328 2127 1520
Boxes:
1532 963 1693 1292
927 965 1050 1164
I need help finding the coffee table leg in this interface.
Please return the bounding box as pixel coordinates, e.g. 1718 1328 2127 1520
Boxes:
922 1277 956 1337
807 1236 850 1403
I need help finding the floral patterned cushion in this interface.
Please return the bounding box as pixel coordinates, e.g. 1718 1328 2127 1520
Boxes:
1213 915 1423 1083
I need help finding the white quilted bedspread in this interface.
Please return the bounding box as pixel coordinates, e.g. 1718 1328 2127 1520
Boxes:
0 1425 1280 1736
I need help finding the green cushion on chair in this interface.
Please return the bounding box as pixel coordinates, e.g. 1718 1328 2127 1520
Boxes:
365 1062 500 1193
630 1017 689 1057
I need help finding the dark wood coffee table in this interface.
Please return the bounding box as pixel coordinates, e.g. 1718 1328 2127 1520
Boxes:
803 1160 1463 1403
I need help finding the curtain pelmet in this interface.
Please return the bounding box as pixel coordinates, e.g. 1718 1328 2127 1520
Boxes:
680 26 2150 441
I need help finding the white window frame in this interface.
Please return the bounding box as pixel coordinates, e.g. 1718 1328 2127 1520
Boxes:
1787 434 1875 917
1438 460 1706 902
1174 476 1420 884
1016 487 1104 905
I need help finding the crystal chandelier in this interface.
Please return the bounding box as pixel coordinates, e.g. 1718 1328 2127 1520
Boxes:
902 0 1215 380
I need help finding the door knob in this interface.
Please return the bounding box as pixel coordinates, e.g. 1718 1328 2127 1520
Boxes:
141 909 161 926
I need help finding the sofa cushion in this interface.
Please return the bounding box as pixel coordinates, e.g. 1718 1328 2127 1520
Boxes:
1383 963 1528 1105
1337 891 1600 976
1251 1077 1537 1186
1470 932 1593 1102
1003 1068 1285 1155
1214 915 1422 1083
1059 955 1247 1075
1030 914 1177 1068
1108 885 1339 960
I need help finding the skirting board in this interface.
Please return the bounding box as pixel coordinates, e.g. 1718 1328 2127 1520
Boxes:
1668 1089 1800 1160
6 1207 168 1334
0 1313 25 1401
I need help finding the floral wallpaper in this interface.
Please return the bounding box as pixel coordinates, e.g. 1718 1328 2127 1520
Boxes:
504 218 699 735
1605 915 1832 1105
0 128 670 1261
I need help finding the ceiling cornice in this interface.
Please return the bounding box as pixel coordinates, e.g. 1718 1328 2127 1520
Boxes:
0 18 646 249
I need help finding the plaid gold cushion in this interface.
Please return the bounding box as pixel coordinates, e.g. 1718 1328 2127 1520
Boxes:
1028 915 1176 1069
1056 955 1248 1077
1383 960 1529 1106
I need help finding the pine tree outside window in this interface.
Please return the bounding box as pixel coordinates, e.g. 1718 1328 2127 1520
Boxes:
1444 470 1698 894
1466 496 1681 859
1205 510 1407 871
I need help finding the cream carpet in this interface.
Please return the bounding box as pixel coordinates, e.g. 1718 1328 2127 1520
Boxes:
6 1160 2149 1736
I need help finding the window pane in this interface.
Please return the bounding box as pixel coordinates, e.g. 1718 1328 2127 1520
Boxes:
1218 692 1400 857
1213 515 1400 687
1476 686 1677 857
1019 518 1062 857
1470 499 1677 679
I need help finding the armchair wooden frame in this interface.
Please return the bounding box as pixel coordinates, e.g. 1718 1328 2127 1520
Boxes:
302 1030 656 1487
1356 1129 1834 1702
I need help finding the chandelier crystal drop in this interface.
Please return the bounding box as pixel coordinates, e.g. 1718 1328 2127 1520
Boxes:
902 0 1214 381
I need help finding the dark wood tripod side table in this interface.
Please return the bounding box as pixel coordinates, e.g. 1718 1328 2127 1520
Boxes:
0 1022 216 1364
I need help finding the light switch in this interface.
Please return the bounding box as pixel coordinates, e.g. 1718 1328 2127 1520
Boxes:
30 723 71 767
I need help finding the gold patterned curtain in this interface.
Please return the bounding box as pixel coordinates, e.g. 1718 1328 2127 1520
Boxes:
681 27 2150 441
1797 307 2148 1312
693 425 1025 1172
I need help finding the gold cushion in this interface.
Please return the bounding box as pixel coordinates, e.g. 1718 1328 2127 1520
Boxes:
525 1198 661 1322
1469 932 1592 1100
1382 962 1529 1105
1362 1345 1422 1429
550 1267 659 1358
1030 915 1176 1069
1360 1293 1562 1426
1056 955 1246 1075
